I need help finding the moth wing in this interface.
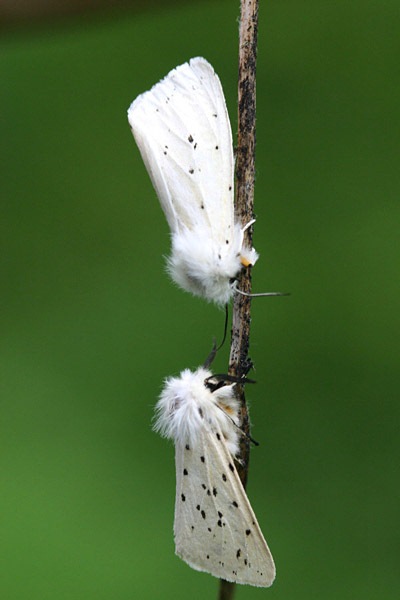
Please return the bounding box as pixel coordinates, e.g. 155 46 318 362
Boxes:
174 428 275 587
128 57 234 242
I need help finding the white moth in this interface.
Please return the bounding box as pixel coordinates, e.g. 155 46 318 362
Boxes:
128 57 258 305
154 367 276 587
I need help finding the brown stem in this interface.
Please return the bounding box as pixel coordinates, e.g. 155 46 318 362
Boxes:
218 1 259 599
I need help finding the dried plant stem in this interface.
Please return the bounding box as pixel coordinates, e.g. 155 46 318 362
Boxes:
218 1 259 599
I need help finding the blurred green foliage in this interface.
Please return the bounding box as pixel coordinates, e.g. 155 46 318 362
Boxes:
1 1 399 598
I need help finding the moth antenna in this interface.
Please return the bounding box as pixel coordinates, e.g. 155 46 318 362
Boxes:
205 373 256 388
233 282 290 298
202 304 229 369
217 303 229 350
203 339 218 369
242 218 256 232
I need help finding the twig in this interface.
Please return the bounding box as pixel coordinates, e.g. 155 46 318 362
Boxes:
218 1 259 599
231 0 259 495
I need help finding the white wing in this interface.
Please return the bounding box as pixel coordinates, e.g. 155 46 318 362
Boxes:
128 57 234 245
174 428 276 587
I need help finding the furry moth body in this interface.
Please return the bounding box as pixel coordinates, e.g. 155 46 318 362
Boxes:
128 57 258 305
154 367 275 587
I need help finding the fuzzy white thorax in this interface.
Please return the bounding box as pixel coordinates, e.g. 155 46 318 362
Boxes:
154 367 241 457
168 225 259 305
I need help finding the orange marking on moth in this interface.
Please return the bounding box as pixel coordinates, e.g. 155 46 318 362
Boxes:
218 403 236 416
240 256 251 267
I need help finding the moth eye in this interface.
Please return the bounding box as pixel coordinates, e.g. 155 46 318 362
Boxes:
229 277 237 285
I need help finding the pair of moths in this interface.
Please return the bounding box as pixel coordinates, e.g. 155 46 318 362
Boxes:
128 58 275 587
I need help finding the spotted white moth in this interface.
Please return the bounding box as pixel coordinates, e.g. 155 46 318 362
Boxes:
127 57 259 306
154 367 276 587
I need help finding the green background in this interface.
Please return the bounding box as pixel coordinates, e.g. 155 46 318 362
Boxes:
1 1 399 598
